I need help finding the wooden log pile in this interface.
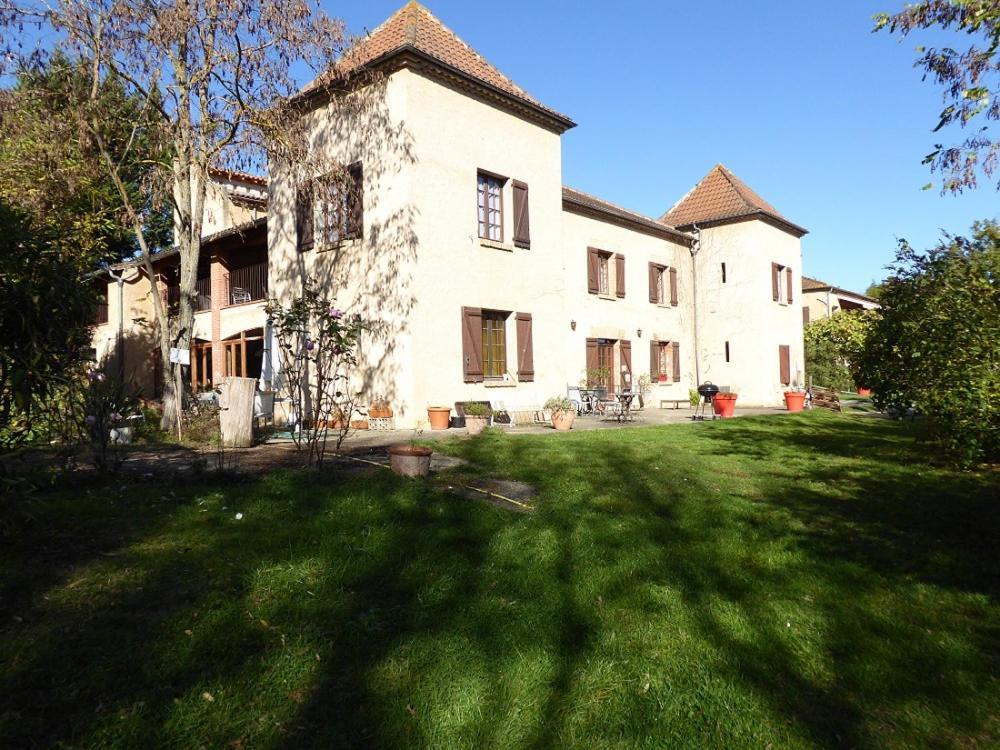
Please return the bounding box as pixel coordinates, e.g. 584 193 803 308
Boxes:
810 386 842 413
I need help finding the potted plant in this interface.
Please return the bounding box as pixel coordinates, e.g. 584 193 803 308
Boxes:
784 388 806 412
856 386 872 397
368 397 393 418
545 396 576 431
636 374 652 408
689 388 700 407
426 405 451 430
582 368 610 400
712 392 738 418
658 372 668 384
463 402 491 436
389 428 432 477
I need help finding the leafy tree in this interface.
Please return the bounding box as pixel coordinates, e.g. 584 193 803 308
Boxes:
0 202 97 447
805 310 876 392
2 0 350 434
0 52 169 265
874 1 1000 193
858 221 999 464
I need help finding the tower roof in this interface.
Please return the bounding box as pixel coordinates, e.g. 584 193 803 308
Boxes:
662 164 807 237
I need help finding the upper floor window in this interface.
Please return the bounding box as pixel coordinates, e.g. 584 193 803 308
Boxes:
597 253 610 295
771 262 793 305
477 172 504 241
648 262 678 306
296 162 363 252
588 248 624 297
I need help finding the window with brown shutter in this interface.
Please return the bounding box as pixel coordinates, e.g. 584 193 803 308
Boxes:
779 344 791 385
648 263 668 304
346 163 363 239
295 183 314 252
771 262 780 301
512 180 530 248
672 341 681 382
649 340 659 379
669 267 679 306
802 306 810 325
615 254 625 298
586 337 599 377
786 266 793 304
461 307 484 382
477 171 504 241
515 312 534 381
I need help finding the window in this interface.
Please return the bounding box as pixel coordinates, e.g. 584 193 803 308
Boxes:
223 328 264 379
721 262 727 284
649 263 678 305
191 341 213 390
481 311 507 378
771 262 793 304
598 253 610 295
477 172 504 241
649 340 680 382
315 163 363 247
725 341 730 363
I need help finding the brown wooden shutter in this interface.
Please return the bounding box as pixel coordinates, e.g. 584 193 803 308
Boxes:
615 254 625 298
648 263 658 303
512 180 530 248
669 267 678 306
779 344 790 385
771 263 780 301
515 312 534 381
649 340 659 379
347 163 363 239
802 306 810 326
786 266 793 304
587 248 599 294
295 183 314 252
586 338 598 374
672 341 681 382
462 307 484 383
620 339 632 386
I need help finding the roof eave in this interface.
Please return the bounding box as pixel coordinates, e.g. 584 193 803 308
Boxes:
562 194 694 246
675 210 808 239
293 45 576 134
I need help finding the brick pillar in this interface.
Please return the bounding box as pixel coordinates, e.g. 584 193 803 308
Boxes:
210 253 227 381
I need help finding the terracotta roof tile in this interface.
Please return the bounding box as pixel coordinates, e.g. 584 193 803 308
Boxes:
801 276 830 291
305 2 570 123
661 164 806 236
563 186 693 245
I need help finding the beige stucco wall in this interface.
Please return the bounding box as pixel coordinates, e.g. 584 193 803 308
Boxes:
561 211 695 402
91 269 160 396
803 289 878 323
693 219 805 406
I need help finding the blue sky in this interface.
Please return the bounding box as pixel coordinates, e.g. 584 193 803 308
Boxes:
326 0 998 293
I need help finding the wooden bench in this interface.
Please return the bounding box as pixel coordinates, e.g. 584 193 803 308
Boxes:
659 399 691 410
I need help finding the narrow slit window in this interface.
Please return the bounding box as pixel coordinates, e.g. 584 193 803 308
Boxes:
721 262 727 284
725 341 730 363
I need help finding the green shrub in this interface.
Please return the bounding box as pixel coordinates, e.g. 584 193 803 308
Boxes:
805 311 875 392
859 221 999 465
544 396 574 412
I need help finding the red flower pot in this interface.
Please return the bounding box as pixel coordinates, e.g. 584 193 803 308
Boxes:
856 387 872 397
712 393 738 418
784 391 806 412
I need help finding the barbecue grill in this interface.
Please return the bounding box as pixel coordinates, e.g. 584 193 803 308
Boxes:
694 382 720 421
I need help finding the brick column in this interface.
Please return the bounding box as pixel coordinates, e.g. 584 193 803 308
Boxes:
210 253 227 381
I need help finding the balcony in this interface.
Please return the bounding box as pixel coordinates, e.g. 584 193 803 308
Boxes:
227 261 267 306
165 278 211 313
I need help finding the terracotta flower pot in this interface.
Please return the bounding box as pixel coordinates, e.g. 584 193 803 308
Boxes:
465 415 489 436
369 407 393 419
388 444 432 477
856 387 872 397
784 391 806 412
426 407 451 430
551 409 575 431
350 419 369 430
713 393 738 418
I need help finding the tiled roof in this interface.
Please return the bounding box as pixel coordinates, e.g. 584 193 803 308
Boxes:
661 164 807 237
801 275 830 291
302 2 572 127
208 167 268 187
563 186 693 245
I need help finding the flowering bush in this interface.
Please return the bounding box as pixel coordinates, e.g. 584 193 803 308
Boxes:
265 282 368 466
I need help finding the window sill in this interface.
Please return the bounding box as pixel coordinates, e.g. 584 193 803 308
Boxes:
317 237 362 253
598 293 617 302
484 379 517 388
479 238 514 252
655 302 674 309
223 299 267 310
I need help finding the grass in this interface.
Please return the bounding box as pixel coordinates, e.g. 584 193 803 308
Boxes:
1 411 997 748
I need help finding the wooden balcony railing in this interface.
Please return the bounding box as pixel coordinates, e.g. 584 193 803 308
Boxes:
227 261 267 305
165 279 211 313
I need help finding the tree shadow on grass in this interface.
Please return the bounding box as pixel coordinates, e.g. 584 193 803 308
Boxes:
1 418 996 748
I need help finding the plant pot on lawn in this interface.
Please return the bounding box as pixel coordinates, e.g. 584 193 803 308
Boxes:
784 391 806 412
713 393 738 418
388 444 433 477
545 396 576 431
856 387 872 397
426 406 451 430
462 402 491 435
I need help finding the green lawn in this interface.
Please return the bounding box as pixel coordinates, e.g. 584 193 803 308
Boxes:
1 412 997 749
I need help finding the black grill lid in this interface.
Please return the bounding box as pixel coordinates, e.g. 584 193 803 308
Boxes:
697 382 720 398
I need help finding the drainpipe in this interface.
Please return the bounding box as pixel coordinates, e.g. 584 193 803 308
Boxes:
104 265 126 381
689 223 702 387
